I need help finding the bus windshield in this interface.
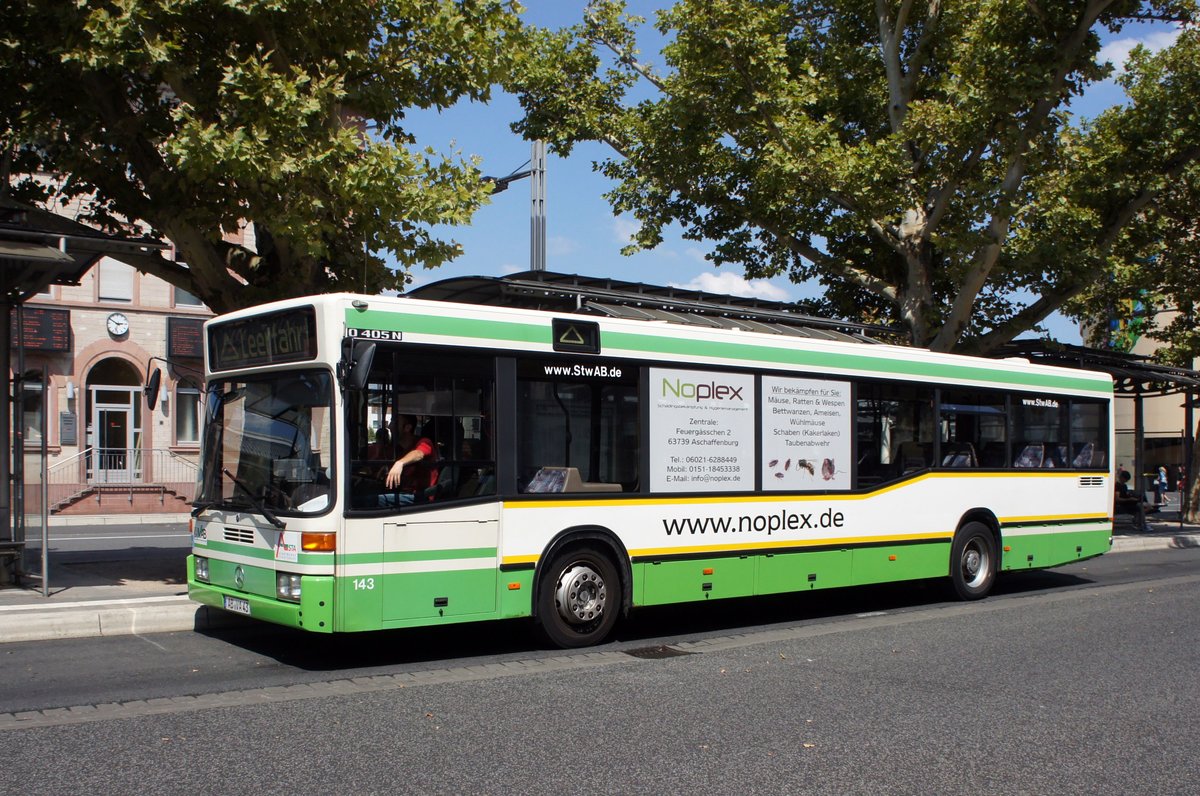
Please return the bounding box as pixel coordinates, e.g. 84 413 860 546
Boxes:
195 370 334 517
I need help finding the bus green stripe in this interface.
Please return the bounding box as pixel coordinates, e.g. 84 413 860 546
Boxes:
198 539 331 566
604 331 1107 393
349 309 1109 394
353 309 548 345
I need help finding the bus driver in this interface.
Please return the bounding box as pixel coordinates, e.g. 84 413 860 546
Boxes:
384 414 438 501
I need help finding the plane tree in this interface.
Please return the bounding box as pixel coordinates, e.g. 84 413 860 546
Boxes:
1 0 522 312
510 0 1200 353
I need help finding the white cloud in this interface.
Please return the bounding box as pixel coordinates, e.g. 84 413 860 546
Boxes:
670 271 791 301
1099 27 1181 75
613 216 641 244
548 236 579 257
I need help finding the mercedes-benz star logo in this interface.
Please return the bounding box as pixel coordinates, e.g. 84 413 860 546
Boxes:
234 566 245 589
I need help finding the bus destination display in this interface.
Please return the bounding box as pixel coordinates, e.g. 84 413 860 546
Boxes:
209 307 317 371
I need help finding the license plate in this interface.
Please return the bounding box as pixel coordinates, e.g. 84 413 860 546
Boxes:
223 595 251 616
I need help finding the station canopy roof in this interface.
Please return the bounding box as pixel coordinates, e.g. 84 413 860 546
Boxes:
407 270 904 345
998 339 1200 397
408 272 1200 396
0 196 166 302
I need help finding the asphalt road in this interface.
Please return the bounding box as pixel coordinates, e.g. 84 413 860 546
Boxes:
2 546 1198 793
22 522 191 554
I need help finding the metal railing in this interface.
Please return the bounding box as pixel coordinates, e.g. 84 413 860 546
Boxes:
47 448 199 511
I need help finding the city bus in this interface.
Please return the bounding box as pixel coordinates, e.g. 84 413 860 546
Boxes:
183 273 1114 647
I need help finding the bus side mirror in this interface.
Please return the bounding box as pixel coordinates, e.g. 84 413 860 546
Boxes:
145 368 162 410
341 341 376 391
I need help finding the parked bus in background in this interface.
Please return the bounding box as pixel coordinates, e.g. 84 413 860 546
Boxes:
181 273 1114 647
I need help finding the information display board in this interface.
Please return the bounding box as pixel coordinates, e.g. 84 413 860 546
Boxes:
649 368 755 492
11 308 70 352
167 317 205 359
761 375 851 490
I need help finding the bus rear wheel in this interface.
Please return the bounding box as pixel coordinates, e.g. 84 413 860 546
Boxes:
950 522 997 600
537 546 620 648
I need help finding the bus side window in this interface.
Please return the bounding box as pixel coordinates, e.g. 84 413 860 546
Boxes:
1013 444 1044 468
516 364 639 493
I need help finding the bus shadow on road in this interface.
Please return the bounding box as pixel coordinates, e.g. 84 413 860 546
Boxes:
196 568 1095 672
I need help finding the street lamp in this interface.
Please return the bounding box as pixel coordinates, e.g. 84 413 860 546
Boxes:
482 140 547 271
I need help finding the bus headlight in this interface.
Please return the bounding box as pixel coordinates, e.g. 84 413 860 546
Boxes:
276 573 302 602
195 556 209 582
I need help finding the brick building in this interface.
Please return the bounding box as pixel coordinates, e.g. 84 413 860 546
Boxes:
17 256 214 515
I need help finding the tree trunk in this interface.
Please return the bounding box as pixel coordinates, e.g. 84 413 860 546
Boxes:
1187 418 1200 524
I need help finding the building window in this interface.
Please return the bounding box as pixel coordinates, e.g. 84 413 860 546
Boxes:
98 258 134 302
173 286 203 307
20 382 44 446
176 386 201 445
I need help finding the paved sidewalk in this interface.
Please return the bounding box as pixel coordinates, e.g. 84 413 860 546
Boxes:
2 515 1198 645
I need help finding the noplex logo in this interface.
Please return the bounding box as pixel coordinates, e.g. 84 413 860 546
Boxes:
662 377 745 402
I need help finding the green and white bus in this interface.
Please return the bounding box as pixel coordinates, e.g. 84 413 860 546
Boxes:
185 273 1114 647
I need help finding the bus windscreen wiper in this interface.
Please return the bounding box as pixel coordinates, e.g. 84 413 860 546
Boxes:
222 468 287 529
190 500 218 518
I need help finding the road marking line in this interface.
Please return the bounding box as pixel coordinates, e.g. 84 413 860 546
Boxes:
43 534 191 542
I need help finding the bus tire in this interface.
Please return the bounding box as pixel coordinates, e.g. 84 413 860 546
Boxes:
950 521 997 600
536 545 620 648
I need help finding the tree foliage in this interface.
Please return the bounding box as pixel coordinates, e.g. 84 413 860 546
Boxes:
1 0 522 312
511 0 1200 352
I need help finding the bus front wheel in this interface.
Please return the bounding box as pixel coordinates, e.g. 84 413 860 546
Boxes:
536 546 620 648
950 522 997 600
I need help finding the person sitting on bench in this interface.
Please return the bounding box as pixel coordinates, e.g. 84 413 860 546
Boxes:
1115 470 1152 533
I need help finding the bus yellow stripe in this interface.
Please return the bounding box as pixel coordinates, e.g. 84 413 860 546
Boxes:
999 512 1110 524
502 470 1105 510
628 532 954 559
500 531 955 567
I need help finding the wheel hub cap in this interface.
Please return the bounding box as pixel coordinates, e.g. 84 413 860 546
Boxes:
554 564 607 625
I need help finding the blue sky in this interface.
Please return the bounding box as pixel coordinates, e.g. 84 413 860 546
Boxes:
402 2 1183 345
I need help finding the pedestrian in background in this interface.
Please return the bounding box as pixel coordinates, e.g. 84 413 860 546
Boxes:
1156 465 1169 505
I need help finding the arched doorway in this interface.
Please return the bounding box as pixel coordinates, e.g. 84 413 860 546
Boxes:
86 358 143 483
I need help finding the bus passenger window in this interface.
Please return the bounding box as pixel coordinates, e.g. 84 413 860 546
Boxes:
1013 396 1067 469
856 382 935 485
1070 401 1108 469
939 390 1005 469
516 361 639 493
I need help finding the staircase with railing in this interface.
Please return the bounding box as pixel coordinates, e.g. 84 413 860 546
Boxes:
47 448 199 514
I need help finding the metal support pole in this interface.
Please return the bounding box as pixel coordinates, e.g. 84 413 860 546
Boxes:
1134 390 1145 499
530 140 547 272
40 374 48 597
13 304 25 553
1185 389 1194 528
0 300 12 586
